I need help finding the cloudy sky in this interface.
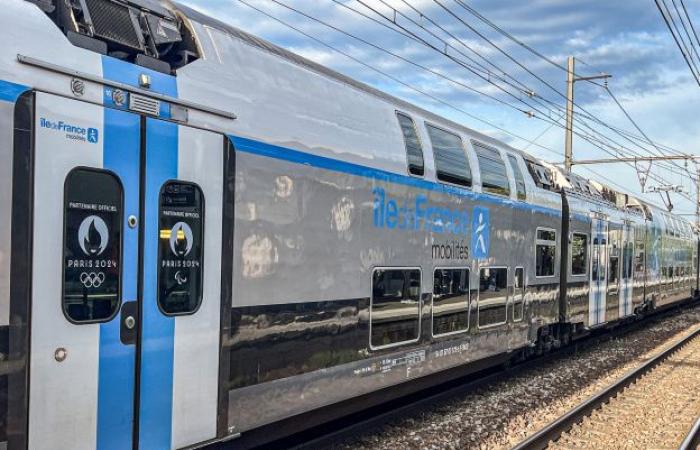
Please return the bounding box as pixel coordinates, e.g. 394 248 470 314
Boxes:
181 0 700 215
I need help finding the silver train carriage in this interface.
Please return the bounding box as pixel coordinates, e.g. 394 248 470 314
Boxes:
0 0 697 449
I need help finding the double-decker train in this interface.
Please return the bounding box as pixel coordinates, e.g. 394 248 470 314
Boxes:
0 1 697 449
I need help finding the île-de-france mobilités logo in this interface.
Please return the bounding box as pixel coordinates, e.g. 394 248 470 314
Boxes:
471 206 490 260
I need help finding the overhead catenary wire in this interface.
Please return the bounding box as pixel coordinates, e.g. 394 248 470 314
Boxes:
353 0 694 181
355 0 691 178
655 0 700 87
447 0 695 171
670 0 700 71
680 0 700 56
236 0 697 205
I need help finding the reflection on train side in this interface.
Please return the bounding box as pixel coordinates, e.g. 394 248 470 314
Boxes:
432 268 469 337
478 267 508 328
370 268 421 349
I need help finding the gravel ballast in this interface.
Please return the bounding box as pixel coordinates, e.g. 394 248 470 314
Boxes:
337 305 700 450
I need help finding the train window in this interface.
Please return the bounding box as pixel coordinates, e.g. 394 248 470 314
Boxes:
478 267 508 327
472 141 510 197
634 232 645 276
432 268 470 336
571 233 588 276
158 181 205 316
592 235 608 282
370 268 421 349
526 161 553 190
62 168 123 323
536 228 557 277
622 241 634 280
608 230 620 291
513 267 525 322
507 154 527 201
426 124 472 187
396 112 425 176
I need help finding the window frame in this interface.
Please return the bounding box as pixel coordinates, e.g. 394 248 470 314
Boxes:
513 266 525 323
395 111 425 177
507 154 527 201
369 266 422 351
431 266 470 338
156 180 206 317
425 122 473 188
570 232 589 277
607 228 623 295
472 140 511 197
535 227 557 279
62 166 124 325
477 266 509 329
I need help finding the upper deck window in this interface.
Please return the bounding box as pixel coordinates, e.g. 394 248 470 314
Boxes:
472 141 510 197
396 112 424 176
507 154 527 201
426 125 472 187
527 162 553 190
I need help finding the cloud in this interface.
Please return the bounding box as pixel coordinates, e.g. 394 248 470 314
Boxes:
180 0 700 212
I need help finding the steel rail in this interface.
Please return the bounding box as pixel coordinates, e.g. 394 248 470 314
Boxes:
509 323 700 450
679 416 700 450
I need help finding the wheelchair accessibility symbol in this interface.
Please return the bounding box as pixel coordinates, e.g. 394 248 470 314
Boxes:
471 207 490 260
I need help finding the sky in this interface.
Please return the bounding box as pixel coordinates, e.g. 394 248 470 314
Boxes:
180 0 700 216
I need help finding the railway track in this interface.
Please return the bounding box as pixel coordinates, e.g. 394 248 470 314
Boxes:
511 323 700 450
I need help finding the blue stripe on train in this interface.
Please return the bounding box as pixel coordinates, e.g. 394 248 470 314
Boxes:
230 135 586 222
100 56 178 450
98 107 140 450
0 79 29 102
139 117 178 450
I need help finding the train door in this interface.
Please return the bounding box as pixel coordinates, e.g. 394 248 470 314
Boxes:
23 91 226 450
620 223 634 318
589 217 608 326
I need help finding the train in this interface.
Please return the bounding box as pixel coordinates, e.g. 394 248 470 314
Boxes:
0 0 697 449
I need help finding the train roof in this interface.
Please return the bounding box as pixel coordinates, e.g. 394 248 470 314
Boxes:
173 2 535 160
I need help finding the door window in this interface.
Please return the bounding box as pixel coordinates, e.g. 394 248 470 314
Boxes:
513 267 525 322
62 168 123 323
158 181 205 315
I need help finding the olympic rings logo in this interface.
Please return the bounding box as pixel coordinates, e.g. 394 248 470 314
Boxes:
80 272 105 289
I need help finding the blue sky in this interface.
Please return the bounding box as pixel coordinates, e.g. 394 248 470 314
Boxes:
181 0 700 215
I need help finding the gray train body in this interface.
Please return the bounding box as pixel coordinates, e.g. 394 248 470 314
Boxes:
0 1 697 448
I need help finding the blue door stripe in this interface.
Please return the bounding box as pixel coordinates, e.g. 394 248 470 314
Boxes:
139 118 178 450
98 107 140 450
100 56 178 450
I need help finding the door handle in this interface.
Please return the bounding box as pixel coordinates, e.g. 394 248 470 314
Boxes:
120 301 138 346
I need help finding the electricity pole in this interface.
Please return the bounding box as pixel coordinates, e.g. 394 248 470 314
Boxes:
564 57 575 172
696 166 700 227
564 56 612 171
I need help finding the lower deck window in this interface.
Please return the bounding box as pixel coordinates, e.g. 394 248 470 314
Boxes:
371 268 421 348
478 267 508 327
432 268 469 336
